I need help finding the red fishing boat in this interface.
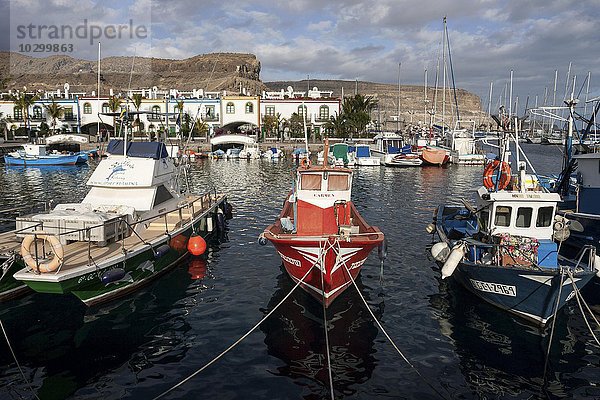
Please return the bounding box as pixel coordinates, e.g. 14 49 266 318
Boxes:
261 142 385 307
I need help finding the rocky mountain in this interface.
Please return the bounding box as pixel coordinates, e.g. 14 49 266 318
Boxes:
266 79 487 128
0 52 265 95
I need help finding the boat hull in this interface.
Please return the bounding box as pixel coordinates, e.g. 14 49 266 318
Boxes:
450 260 594 325
0 255 31 301
421 147 450 166
267 235 382 306
4 154 83 166
383 153 423 167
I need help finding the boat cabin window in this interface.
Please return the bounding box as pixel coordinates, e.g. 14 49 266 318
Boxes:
536 206 554 227
301 174 322 190
327 174 349 191
494 206 512 227
154 185 174 207
516 207 533 228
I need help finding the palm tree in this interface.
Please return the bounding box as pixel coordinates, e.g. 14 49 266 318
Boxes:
44 100 64 134
108 95 123 136
175 100 185 136
10 92 39 141
131 93 143 136
342 94 377 138
324 113 347 138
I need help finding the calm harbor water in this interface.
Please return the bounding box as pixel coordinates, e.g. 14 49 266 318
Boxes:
0 143 599 399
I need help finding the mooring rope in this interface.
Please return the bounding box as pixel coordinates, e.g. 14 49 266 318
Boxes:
567 269 600 346
319 238 336 400
0 319 40 400
152 263 317 400
544 268 566 378
340 262 451 400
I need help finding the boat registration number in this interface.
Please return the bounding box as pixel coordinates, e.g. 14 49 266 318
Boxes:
469 279 516 297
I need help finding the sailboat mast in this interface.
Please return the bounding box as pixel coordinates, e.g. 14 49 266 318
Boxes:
397 62 401 132
442 17 446 134
488 81 493 126
97 42 101 142
424 69 428 125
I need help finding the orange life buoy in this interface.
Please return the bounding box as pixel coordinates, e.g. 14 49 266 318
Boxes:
21 232 64 273
301 157 310 169
483 160 511 190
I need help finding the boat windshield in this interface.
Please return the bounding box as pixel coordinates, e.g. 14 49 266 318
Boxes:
327 174 349 191
301 174 322 190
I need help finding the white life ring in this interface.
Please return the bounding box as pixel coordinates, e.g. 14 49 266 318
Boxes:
21 232 64 273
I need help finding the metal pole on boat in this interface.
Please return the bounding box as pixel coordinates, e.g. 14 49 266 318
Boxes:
97 42 101 143
397 62 401 133
508 70 513 120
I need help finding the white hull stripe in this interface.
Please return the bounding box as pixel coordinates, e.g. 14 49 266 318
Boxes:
519 274 581 286
289 273 351 299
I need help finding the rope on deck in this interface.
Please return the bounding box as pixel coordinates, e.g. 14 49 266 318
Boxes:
0 319 40 400
152 263 317 400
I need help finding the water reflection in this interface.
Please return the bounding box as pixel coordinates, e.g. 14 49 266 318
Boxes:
429 277 594 398
261 270 380 398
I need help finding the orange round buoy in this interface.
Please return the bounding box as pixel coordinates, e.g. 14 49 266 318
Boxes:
169 234 188 253
188 258 207 279
187 234 207 256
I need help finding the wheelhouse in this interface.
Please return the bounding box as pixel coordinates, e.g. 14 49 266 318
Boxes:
475 187 560 240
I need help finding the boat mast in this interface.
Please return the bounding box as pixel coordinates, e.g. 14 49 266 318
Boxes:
442 17 446 134
424 69 428 127
397 62 401 132
97 42 101 142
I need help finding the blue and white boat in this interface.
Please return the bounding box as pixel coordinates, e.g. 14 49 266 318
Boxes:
354 144 380 166
429 131 598 326
4 144 87 166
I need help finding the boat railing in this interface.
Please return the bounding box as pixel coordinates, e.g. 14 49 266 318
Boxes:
15 190 224 271
462 237 596 272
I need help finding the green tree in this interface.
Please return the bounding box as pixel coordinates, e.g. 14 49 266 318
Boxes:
324 113 348 138
38 121 50 136
44 100 64 134
284 113 304 138
10 91 39 141
131 93 143 136
341 94 377 138
263 114 281 139
175 100 185 136
108 95 123 136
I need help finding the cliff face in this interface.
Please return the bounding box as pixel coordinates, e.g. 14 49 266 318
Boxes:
266 79 486 127
0 52 265 94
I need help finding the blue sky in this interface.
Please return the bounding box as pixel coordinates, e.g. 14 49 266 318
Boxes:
4 0 600 114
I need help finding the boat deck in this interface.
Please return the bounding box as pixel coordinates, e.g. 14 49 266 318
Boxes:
14 192 225 274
